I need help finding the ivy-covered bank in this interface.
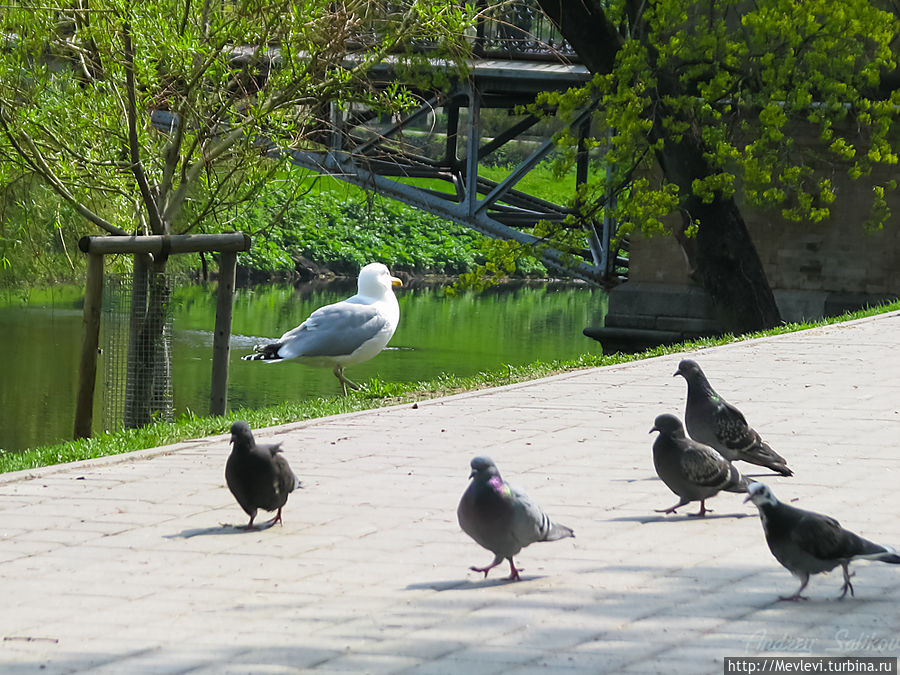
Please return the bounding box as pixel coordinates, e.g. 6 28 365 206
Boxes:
234 188 546 281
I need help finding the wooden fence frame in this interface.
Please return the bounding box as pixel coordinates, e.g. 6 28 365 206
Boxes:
74 233 251 439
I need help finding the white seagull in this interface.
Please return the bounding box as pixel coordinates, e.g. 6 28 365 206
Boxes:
242 262 402 395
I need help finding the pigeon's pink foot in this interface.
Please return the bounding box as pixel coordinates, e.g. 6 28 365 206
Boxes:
688 501 710 517
469 565 494 578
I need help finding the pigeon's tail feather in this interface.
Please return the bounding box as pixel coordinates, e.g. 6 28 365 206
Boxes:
849 540 900 564
741 438 793 477
722 464 750 494
867 544 900 564
544 520 575 542
241 342 284 362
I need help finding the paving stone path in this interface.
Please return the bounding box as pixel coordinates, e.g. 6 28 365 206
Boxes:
2 311 899 674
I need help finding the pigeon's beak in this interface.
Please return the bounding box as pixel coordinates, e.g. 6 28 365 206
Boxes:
391 276 402 287
469 469 477 479
743 495 753 503
229 434 235 445
673 369 682 378
649 426 658 434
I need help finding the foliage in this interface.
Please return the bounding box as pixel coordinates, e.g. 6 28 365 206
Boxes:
235 185 489 276
0 0 474 238
3 297 898 474
219 170 551 279
535 1 900 242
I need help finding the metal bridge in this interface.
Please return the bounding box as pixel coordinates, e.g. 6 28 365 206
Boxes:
286 60 626 286
283 5 625 286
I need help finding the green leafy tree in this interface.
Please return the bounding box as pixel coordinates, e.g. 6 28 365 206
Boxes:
0 0 472 426
536 0 900 332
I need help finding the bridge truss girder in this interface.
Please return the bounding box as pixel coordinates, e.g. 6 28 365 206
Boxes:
286 67 624 287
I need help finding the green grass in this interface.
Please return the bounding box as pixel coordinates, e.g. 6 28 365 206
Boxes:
1 299 898 475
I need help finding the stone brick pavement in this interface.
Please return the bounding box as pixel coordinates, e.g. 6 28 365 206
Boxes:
1 311 899 674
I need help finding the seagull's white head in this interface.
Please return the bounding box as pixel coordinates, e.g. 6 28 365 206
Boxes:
744 481 778 507
357 262 402 298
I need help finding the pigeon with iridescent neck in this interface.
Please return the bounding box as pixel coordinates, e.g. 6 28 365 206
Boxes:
675 359 793 476
457 456 574 581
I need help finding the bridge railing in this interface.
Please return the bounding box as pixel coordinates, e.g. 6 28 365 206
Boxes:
398 1 576 62
472 1 576 61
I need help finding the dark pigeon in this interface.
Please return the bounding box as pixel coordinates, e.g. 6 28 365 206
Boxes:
746 482 900 600
675 359 793 477
457 456 574 581
225 421 301 529
651 413 749 517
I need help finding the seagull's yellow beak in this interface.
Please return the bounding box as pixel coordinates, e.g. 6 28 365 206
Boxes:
391 276 402 287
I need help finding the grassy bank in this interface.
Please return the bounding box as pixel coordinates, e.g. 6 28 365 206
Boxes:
2 299 898 475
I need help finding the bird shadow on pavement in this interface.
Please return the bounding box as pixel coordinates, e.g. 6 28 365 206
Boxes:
607 476 660 483
166 521 279 538
607 512 754 524
405 576 546 592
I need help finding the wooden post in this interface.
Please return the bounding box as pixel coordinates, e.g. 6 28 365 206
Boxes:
74 253 104 439
77 233 250 428
210 251 237 416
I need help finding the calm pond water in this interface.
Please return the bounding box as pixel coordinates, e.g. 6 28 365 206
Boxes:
0 280 607 453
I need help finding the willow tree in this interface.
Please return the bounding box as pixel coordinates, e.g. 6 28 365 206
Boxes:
0 0 471 427
536 0 900 332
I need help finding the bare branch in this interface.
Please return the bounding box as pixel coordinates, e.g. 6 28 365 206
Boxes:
123 21 164 234
0 102 128 235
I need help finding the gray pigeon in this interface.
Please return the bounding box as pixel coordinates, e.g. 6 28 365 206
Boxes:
745 482 900 601
225 421 301 529
651 413 749 517
675 359 793 477
457 456 574 581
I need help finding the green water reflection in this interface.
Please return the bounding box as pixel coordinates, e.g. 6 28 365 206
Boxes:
0 281 606 452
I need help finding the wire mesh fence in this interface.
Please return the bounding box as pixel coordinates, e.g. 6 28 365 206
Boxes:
101 269 174 432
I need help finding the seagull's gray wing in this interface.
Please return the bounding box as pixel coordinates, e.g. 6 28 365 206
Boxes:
276 301 388 359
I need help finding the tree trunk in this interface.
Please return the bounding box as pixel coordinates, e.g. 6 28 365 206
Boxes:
124 254 172 429
681 195 781 333
536 0 783 332
652 124 782 333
